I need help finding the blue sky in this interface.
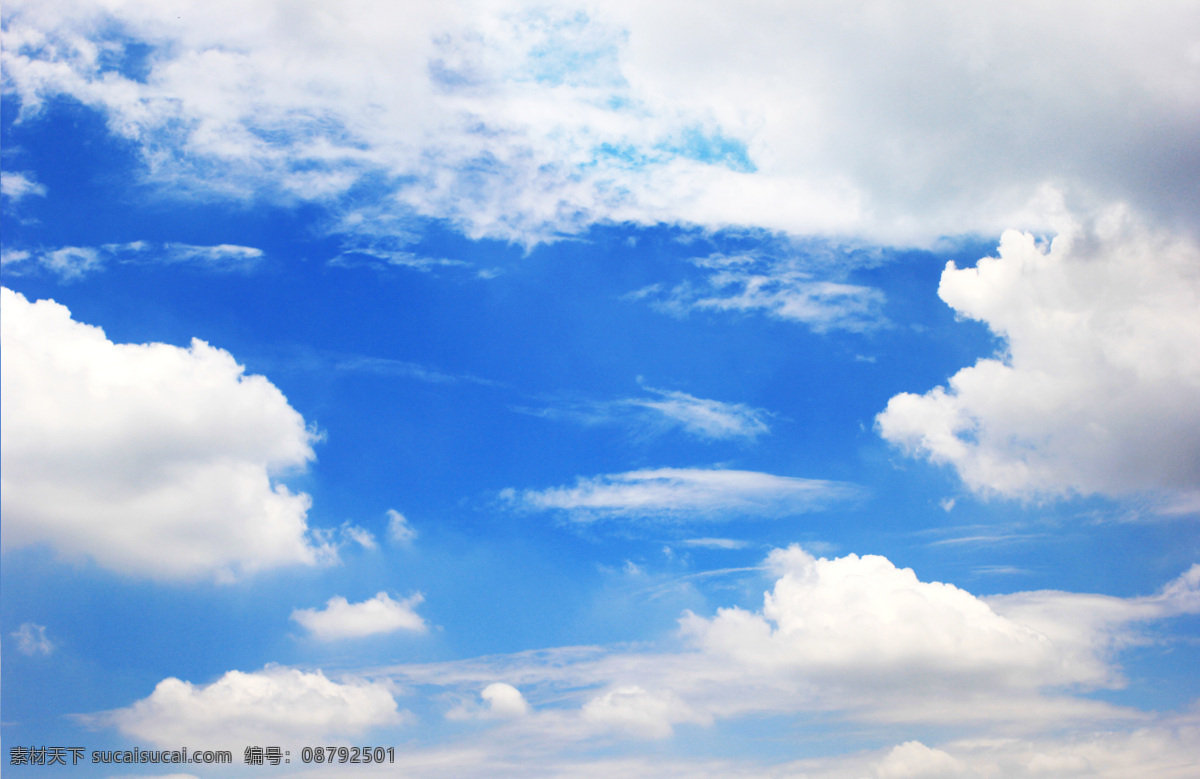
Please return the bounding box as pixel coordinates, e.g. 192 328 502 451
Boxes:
2 1 1199 776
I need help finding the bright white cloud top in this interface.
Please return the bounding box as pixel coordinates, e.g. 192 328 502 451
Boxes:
101 667 402 746
480 682 530 719
3 0 1196 245
506 468 859 522
878 204 1200 503
291 592 427 640
384 544 1200 748
0 287 326 581
686 547 1200 699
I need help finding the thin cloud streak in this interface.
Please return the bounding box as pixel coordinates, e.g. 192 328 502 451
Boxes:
525 384 772 442
0 241 264 279
631 253 887 333
504 468 861 523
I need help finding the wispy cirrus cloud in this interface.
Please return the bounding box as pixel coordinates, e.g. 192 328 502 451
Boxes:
11 622 54 656
503 468 860 523
526 383 771 442
630 253 887 333
1 241 264 280
329 354 500 386
0 171 47 202
678 538 748 550
328 248 475 274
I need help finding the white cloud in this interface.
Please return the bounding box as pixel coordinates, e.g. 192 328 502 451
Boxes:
387 509 418 546
0 170 47 201
329 248 473 274
381 546 1199 744
531 384 771 441
581 685 710 739
1 241 264 279
679 538 748 550
147 242 263 270
481 683 530 718
504 468 859 523
11 622 54 656
338 522 378 551
13 246 103 280
3 1 1195 246
99 666 403 747
877 202 1200 502
859 725 1200 779
632 253 887 333
0 287 328 581
291 592 427 640
871 741 966 779
983 563 1200 688
682 545 1085 691
622 386 770 440
241 717 1200 778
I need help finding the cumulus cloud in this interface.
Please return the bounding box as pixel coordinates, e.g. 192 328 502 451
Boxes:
1 241 264 279
481 683 530 718
681 552 1198 721
383 546 1199 741
683 545 1080 691
0 288 328 581
98 667 403 746
11 622 54 656
3 1 1195 246
503 468 859 523
872 741 966 779
291 592 427 640
0 170 47 201
581 685 710 739
445 681 532 722
877 202 1200 502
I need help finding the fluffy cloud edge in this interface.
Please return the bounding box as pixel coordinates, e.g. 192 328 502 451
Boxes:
4 1 1197 247
376 545 1199 741
0 287 330 581
93 667 404 747
291 592 428 640
877 202 1200 504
